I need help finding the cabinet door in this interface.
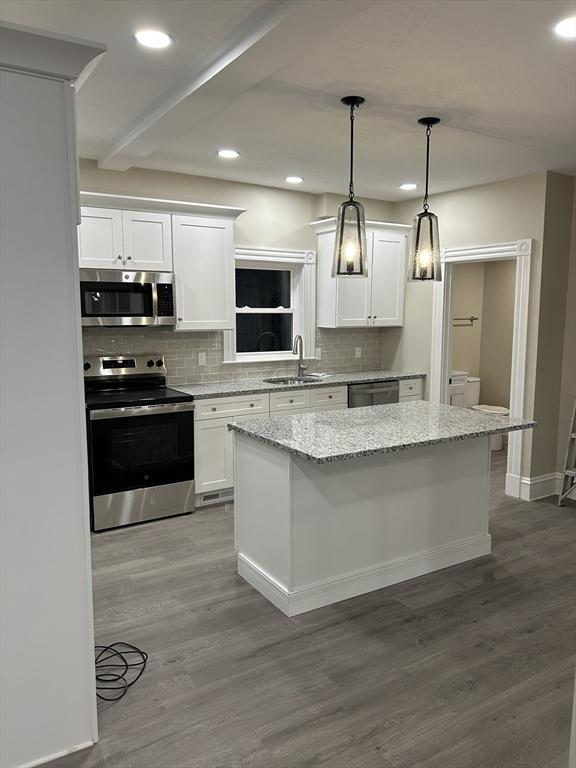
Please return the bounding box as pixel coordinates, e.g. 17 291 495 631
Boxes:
194 417 233 493
335 233 372 327
78 207 123 268
370 232 407 327
172 215 234 330
449 390 466 407
122 211 172 271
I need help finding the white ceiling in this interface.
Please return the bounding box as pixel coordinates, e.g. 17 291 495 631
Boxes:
1 0 575 200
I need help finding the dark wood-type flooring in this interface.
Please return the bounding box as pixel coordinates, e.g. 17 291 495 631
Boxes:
49 450 576 768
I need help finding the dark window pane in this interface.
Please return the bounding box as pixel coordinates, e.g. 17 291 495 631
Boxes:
236 269 291 308
236 314 293 353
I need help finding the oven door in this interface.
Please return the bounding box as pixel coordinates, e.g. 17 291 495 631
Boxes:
88 402 195 530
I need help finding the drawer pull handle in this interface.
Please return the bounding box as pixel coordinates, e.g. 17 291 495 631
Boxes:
328 395 333 399
249 403 254 407
289 399 294 404
211 407 217 412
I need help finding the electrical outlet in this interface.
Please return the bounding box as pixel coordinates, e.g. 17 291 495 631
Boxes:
355 347 362 358
198 352 207 366
315 347 322 360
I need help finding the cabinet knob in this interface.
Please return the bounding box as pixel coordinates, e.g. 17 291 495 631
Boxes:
328 395 333 399
127 255 132 260
178 317 183 322
117 255 122 260
373 315 378 319
367 315 371 319
249 403 255 407
289 399 294 404
211 407 217 412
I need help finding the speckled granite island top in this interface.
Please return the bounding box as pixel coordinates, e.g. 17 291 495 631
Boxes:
229 401 536 463
175 370 424 399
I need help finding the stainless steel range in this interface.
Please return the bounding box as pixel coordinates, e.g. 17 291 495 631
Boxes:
84 355 195 531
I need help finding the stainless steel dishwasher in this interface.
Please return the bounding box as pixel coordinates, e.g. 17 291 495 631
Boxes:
348 380 400 408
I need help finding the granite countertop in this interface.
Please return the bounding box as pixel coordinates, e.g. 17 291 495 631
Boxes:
175 369 425 399
228 401 536 464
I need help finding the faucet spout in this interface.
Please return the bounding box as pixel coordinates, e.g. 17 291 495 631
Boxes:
292 335 309 378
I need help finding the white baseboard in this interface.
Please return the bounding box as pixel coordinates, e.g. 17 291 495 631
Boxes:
507 472 563 501
238 533 492 617
17 741 94 768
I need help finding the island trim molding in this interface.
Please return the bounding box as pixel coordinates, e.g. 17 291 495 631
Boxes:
429 239 533 499
238 533 492 616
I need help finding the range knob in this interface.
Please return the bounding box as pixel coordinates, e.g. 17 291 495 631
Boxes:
146 359 155 368
156 359 163 367
83 361 91 372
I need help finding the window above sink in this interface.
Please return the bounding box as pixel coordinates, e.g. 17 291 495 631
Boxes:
223 247 317 365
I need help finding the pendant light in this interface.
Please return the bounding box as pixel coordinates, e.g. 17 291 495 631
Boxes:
408 117 442 281
332 96 368 278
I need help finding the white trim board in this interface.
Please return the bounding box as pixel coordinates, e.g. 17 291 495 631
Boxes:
238 533 492 616
430 239 533 499
506 472 564 502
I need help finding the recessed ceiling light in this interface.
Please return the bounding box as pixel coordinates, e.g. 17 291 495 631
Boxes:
134 29 173 49
554 16 576 38
217 149 240 159
285 176 304 184
399 183 418 191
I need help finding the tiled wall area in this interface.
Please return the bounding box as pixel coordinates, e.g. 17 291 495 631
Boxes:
82 327 385 386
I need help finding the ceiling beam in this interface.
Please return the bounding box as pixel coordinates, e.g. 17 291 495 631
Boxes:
97 0 375 171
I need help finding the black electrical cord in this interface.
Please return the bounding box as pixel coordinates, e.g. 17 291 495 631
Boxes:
95 642 148 702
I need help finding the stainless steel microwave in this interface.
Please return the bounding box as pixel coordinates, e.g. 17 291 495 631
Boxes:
79 269 176 327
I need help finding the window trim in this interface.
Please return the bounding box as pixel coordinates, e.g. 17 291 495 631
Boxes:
223 247 317 364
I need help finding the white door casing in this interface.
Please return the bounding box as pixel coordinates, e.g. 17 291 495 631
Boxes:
430 239 532 498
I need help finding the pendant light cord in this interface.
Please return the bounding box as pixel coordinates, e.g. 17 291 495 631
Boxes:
349 104 356 200
423 124 432 212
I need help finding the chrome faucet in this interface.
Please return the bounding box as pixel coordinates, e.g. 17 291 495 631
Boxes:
292 334 309 378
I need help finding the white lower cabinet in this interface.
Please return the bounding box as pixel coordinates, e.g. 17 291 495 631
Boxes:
194 386 350 503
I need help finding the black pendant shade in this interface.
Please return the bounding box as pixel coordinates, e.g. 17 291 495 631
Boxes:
332 96 368 278
408 116 442 281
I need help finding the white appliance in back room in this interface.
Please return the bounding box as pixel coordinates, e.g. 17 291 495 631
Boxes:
449 371 509 451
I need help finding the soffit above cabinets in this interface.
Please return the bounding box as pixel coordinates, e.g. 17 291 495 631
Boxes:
2 0 574 199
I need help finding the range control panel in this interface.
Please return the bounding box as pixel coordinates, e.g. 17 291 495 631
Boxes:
83 355 167 377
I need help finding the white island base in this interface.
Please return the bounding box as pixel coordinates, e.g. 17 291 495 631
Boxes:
234 433 492 616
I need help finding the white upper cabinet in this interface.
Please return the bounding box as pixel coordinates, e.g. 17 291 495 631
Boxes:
172 215 235 331
313 220 409 328
370 231 406 327
78 207 123 268
78 207 172 271
121 211 172 271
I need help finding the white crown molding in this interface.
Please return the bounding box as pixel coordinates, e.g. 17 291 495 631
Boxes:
80 191 245 220
310 217 411 234
442 239 533 262
235 246 315 264
0 22 106 82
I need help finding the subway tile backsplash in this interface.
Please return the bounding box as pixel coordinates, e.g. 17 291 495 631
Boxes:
82 327 386 386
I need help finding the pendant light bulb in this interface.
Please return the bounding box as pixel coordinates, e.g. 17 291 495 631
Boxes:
408 117 442 282
332 96 368 278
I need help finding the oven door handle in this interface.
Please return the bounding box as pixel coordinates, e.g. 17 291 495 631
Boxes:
89 402 195 420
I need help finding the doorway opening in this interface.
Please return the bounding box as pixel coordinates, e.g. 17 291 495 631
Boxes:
429 239 533 498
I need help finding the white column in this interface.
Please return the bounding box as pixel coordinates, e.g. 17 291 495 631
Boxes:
0 23 105 768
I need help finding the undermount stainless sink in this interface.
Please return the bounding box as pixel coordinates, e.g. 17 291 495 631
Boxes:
262 376 320 385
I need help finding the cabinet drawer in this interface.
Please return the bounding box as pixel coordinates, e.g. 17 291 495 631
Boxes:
195 393 269 421
399 378 422 398
310 386 348 407
269 390 311 412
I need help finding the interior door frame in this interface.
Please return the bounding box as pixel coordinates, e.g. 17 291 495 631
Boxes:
429 239 533 498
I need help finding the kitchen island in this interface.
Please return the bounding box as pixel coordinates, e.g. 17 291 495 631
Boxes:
229 401 535 616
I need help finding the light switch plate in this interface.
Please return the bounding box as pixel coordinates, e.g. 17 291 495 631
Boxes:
355 347 362 358
198 352 207 366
